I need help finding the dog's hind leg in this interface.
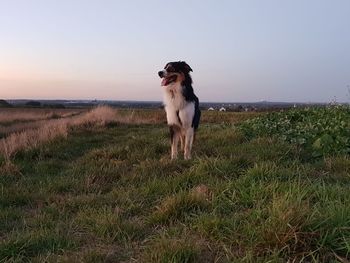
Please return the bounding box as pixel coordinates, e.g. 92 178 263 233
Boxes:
184 128 194 160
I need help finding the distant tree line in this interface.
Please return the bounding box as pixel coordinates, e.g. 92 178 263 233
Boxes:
24 101 66 108
0 99 13 108
0 99 66 108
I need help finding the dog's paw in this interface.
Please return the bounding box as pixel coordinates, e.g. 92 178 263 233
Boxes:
184 153 191 160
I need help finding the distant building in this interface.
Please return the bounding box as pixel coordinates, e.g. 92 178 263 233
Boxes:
219 107 226 112
208 107 215 111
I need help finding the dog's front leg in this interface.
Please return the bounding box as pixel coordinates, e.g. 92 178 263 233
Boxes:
180 132 185 152
169 125 180 160
184 128 194 160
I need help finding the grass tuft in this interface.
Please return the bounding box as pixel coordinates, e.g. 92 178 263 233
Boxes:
0 229 75 261
143 236 200 263
150 190 210 224
74 206 142 242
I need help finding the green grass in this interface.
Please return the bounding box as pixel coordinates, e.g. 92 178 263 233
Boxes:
0 110 350 262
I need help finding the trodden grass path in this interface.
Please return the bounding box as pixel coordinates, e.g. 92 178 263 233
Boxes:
0 122 350 262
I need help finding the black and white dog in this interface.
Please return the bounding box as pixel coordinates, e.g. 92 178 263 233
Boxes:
158 61 201 160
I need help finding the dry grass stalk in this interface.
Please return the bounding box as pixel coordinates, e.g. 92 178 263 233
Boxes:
1 118 67 137
0 108 83 123
0 106 117 160
0 160 22 176
72 105 117 126
113 109 165 124
0 110 85 136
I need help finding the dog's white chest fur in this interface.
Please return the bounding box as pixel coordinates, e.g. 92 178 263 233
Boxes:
162 82 195 129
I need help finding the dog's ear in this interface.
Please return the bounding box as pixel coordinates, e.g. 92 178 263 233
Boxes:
181 61 193 72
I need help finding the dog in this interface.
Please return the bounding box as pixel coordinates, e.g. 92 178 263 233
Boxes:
158 61 201 160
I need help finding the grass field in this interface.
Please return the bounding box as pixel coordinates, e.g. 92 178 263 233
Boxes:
0 107 349 262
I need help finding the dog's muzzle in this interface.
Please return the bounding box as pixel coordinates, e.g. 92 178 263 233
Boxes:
158 71 164 78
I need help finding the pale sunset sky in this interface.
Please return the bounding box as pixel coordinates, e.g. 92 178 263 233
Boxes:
1 0 350 102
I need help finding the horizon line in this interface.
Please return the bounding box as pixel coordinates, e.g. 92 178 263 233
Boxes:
3 98 348 105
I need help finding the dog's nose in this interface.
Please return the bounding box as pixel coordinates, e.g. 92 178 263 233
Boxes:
158 71 164 78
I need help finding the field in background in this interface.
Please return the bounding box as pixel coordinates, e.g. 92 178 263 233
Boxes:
0 106 349 262
0 108 86 124
108 108 263 125
0 108 262 159
0 108 86 138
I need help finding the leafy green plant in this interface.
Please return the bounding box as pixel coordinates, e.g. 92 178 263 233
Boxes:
240 106 350 157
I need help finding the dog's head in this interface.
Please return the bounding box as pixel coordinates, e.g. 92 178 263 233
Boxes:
158 61 193 86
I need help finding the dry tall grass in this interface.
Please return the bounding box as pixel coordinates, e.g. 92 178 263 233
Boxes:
0 106 117 160
115 109 166 124
0 109 86 137
0 108 84 124
0 108 164 138
1 121 69 161
0 118 71 138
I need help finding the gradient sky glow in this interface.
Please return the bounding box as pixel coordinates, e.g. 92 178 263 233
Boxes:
1 0 350 102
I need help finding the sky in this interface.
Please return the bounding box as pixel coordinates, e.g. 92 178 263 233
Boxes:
1 0 350 103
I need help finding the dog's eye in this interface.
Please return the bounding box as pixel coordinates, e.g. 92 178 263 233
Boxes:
167 67 175 72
